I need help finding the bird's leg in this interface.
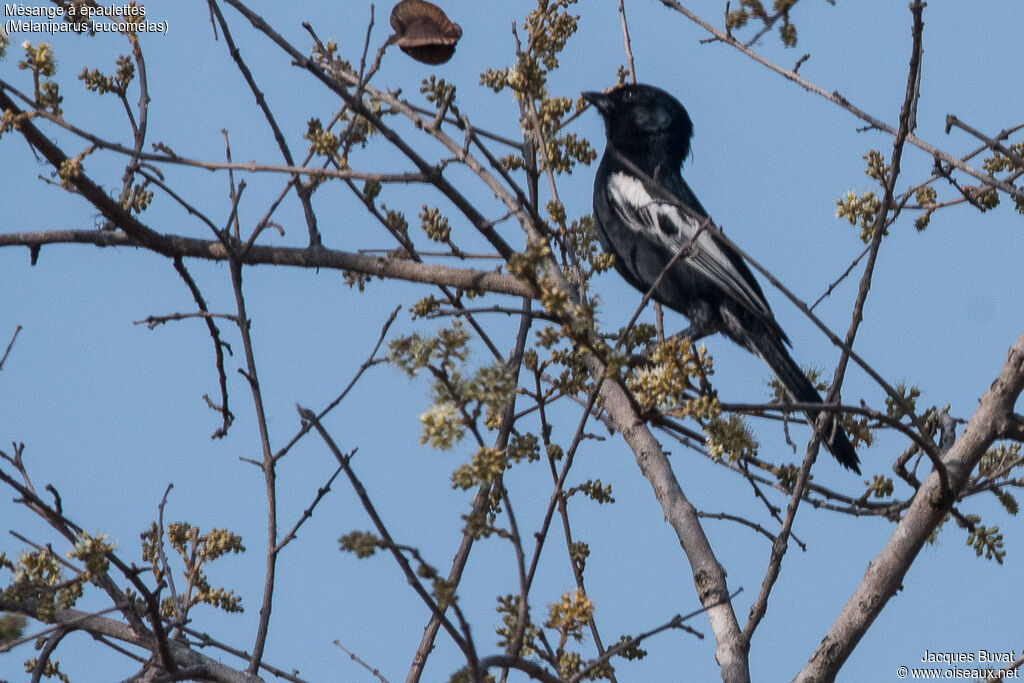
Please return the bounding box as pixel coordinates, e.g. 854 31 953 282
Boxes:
673 306 724 343
655 313 722 351
664 322 715 345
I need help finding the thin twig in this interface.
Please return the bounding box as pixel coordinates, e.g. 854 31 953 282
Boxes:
274 465 344 554
207 0 322 247
133 311 240 328
156 484 185 635
334 640 390 683
299 408 477 670
946 115 1024 169
224 257 278 675
0 325 21 371
617 0 637 83
410 300 534 682
697 511 779 543
172 256 235 439
273 305 399 463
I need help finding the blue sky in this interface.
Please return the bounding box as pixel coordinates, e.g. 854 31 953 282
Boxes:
2 1 1023 681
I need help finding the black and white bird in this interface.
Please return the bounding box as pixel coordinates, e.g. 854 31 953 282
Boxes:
583 83 860 473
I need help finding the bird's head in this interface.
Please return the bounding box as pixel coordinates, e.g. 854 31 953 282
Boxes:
583 84 694 166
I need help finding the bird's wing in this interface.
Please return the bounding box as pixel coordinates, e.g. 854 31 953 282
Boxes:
606 170 773 321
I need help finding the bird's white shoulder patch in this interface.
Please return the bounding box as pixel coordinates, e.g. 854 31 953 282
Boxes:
608 171 654 211
607 171 692 248
606 172 772 319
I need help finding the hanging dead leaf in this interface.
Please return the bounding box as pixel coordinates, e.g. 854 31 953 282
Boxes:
390 0 462 65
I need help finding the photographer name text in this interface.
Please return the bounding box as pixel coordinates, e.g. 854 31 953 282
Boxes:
922 648 1018 664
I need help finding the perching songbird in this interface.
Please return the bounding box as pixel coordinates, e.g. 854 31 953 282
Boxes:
583 83 860 473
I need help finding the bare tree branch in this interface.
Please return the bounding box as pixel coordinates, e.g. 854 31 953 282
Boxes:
0 325 21 371
797 330 1024 680
0 229 536 299
0 601 264 683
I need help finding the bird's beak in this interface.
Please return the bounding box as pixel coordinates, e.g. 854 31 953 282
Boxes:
582 90 611 115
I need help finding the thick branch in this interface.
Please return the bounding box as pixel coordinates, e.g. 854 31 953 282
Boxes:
585 356 750 682
796 330 1024 681
0 600 263 683
0 89 174 252
0 229 534 298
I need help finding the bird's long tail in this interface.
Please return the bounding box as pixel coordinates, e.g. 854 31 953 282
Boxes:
750 331 861 473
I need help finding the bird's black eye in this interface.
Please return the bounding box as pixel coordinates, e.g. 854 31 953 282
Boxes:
622 87 638 102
